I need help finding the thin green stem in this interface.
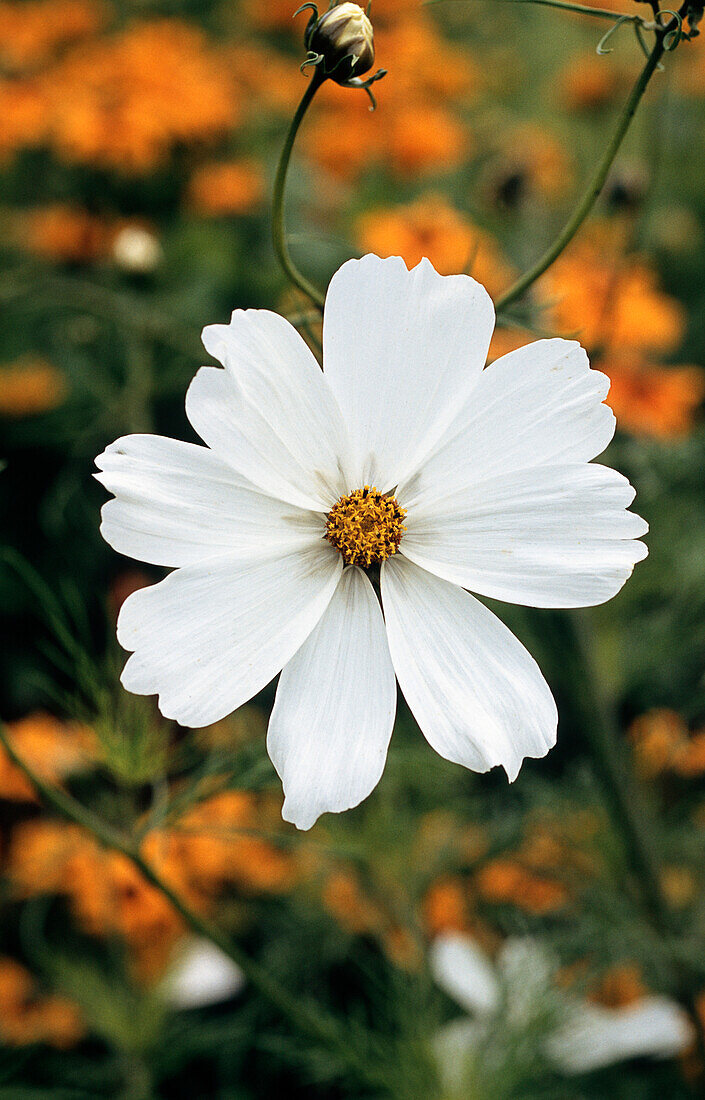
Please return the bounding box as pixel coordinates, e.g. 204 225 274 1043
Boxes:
496 35 665 312
0 721 337 1050
426 0 646 22
272 73 326 311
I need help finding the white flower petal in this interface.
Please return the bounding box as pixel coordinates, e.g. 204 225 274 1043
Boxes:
430 934 500 1017
96 434 325 568
322 255 495 490
547 997 693 1074
401 464 648 609
166 939 244 1009
267 566 396 830
400 339 615 510
381 557 557 780
117 543 342 727
188 309 351 510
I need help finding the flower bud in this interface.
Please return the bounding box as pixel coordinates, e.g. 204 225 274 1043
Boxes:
307 3 375 83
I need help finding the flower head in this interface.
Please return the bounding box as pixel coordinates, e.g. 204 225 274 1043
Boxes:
307 2 375 81
96 255 648 830
299 2 385 103
430 932 692 1088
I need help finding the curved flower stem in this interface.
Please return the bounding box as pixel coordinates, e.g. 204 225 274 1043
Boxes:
571 612 705 1075
272 72 327 311
496 35 665 313
426 0 646 20
0 721 338 1051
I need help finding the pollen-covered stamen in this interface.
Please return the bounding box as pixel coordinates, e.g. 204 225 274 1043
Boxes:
325 486 406 567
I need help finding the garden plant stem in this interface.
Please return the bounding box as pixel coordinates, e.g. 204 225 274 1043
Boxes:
272 72 326 311
496 34 666 312
0 720 339 1054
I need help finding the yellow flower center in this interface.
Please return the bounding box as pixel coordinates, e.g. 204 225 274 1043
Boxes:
324 486 406 568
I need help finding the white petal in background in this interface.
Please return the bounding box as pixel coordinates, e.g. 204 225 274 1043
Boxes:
117 543 342 727
429 933 500 1017
381 557 557 781
547 997 693 1074
166 939 244 1010
401 463 648 609
96 434 324 568
399 338 615 511
322 255 495 491
268 567 396 830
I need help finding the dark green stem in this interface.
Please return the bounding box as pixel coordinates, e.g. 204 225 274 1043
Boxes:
0 721 336 1050
496 36 665 312
272 73 326 310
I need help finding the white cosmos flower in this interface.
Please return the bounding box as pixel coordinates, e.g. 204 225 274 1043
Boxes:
95 254 648 830
430 932 692 1085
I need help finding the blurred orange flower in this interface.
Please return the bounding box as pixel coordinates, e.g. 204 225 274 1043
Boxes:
0 79 47 159
356 194 514 295
42 20 238 172
0 958 84 1048
322 869 384 935
588 963 648 1008
543 234 686 357
0 713 94 800
22 203 114 262
488 327 536 362
423 875 469 936
556 54 621 111
476 858 568 914
598 354 705 440
0 357 67 416
630 709 705 778
0 0 106 72
171 790 296 895
188 159 265 217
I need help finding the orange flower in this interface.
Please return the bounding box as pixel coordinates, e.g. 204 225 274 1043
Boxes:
0 0 106 72
8 820 84 896
556 54 621 111
0 78 47 159
302 94 382 181
373 15 480 105
543 234 686 357
228 44 305 113
386 104 467 176
598 354 705 440
501 122 573 202
0 357 67 416
322 869 384 935
588 963 648 1008
423 876 469 936
674 732 705 778
356 195 513 295
188 158 265 217
476 859 568 915
22 203 114 262
0 958 84 1048
629 709 705 778
173 790 296 895
42 20 238 172
0 713 94 800
488 327 536 362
